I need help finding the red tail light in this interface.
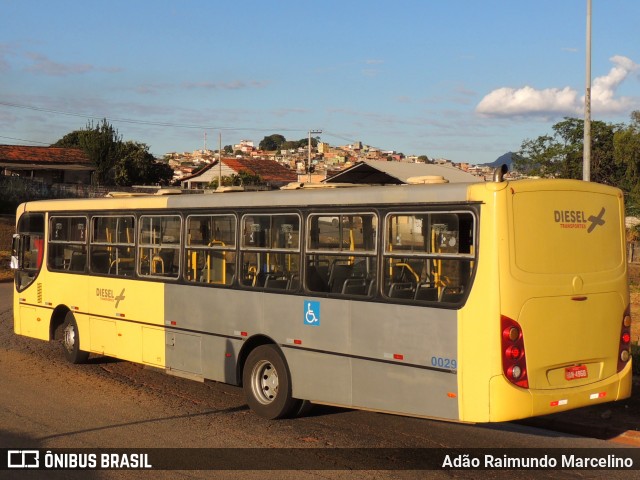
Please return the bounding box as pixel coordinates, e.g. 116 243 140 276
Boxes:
501 315 529 388
617 308 632 373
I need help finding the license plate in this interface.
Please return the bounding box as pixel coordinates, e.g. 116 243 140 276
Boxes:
565 365 588 381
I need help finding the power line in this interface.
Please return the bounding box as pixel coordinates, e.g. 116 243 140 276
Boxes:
0 100 366 148
323 130 359 145
0 134 51 145
0 100 307 133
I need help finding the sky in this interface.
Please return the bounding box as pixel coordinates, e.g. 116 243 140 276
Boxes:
1 0 639 165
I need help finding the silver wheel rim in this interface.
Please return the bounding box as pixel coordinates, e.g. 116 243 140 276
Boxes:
250 359 279 405
63 323 76 353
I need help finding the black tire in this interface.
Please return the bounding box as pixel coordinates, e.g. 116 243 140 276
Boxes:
293 399 313 417
61 312 89 364
243 344 300 419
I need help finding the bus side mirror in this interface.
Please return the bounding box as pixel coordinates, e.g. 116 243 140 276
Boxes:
10 234 20 270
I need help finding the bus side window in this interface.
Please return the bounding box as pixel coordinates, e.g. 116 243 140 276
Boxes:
49 216 88 273
304 213 377 297
138 215 181 279
383 211 476 306
185 214 236 286
91 216 135 277
239 214 300 290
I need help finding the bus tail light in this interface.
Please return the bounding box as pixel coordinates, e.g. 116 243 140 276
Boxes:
501 315 529 388
617 308 632 373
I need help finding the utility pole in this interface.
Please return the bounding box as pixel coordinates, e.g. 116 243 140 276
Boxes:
308 129 322 182
218 133 222 190
583 0 592 182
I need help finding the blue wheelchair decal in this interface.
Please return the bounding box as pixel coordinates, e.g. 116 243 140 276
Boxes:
304 300 320 326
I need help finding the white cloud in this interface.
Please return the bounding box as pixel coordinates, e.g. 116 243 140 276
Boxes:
476 55 639 118
476 86 579 117
591 55 638 113
182 80 269 90
24 52 122 76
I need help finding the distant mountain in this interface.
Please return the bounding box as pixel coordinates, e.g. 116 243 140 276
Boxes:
482 152 513 169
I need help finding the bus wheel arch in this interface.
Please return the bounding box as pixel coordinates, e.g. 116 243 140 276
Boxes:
60 311 89 364
239 339 301 419
50 306 70 342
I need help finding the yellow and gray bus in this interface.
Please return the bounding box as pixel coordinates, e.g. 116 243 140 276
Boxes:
11 174 632 422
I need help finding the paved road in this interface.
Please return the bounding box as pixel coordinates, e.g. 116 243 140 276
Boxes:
0 282 636 479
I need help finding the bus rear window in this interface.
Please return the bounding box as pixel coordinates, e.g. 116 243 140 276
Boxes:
512 191 623 274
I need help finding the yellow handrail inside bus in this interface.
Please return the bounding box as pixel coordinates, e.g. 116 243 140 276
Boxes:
395 262 420 283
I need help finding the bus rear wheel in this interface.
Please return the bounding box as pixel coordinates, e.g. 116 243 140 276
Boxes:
61 312 89 364
243 344 300 419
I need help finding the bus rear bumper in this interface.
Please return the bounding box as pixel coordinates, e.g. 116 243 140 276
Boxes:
487 361 632 422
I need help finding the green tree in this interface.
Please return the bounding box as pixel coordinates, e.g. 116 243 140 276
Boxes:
53 120 173 186
114 141 173 186
209 170 262 189
514 117 623 186
53 119 123 185
614 111 640 214
259 134 286 151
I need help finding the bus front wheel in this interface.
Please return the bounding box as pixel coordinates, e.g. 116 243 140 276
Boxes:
61 312 89 364
243 344 300 419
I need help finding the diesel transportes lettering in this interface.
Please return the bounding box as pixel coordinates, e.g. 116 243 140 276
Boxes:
554 210 587 224
553 207 606 233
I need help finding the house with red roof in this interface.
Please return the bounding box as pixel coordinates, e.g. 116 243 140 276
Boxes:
0 145 94 185
179 157 297 189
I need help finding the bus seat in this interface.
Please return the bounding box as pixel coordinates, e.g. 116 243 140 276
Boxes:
90 251 110 273
226 263 236 278
306 265 328 292
415 283 438 301
367 279 377 296
439 286 464 303
152 249 175 274
342 277 367 295
315 260 330 284
329 264 353 293
289 274 300 291
255 272 268 288
264 275 289 290
68 252 86 272
388 282 414 299
159 250 175 273
151 254 164 273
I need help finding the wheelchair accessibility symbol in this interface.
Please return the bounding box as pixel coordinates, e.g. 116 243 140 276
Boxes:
304 300 320 326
